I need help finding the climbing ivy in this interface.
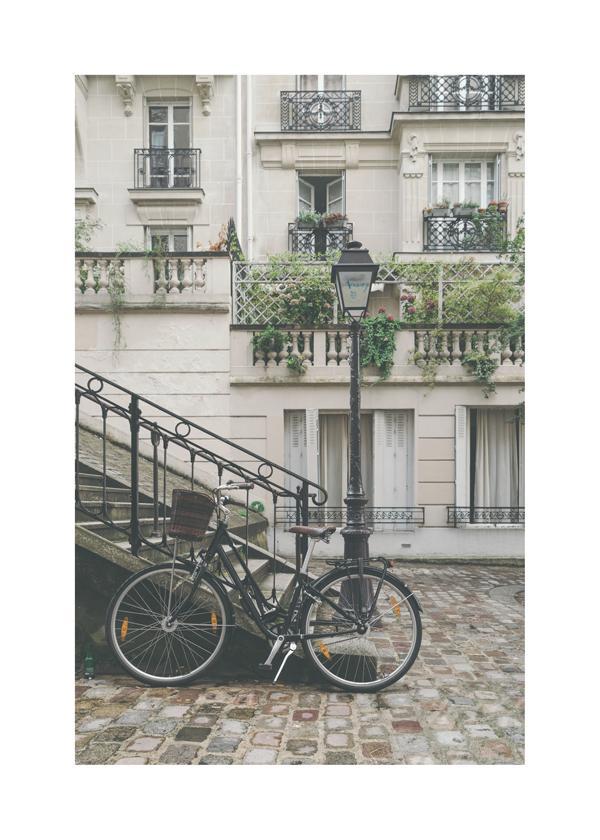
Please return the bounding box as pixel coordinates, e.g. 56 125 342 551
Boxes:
360 309 401 380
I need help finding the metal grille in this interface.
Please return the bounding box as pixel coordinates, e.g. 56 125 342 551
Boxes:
408 76 524 111
288 222 353 256
133 148 202 189
448 507 525 525
424 214 507 252
281 91 361 131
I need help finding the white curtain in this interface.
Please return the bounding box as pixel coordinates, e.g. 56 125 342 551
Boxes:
319 414 373 508
474 409 520 507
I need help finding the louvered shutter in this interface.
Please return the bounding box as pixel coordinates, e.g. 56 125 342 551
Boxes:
373 410 408 509
305 408 320 485
298 177 314 214
284 411 306 493
455 405 469 507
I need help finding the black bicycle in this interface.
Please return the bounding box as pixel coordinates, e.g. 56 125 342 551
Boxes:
106 484 422 692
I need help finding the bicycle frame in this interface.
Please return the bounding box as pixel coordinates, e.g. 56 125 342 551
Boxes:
172 520 378 644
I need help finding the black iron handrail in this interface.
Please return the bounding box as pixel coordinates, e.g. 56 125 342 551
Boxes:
281 90 361 131
133 147 202 189
278 506 425 528
408 75 524 112
424 213 507 252
75 364 327 568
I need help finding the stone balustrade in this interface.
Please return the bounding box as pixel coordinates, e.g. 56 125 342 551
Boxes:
75 252 230 306
414 328 524 367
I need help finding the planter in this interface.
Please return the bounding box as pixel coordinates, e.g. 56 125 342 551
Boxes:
497 201 509 213
453 207 478 218
297 221 317 229
431 208 452 217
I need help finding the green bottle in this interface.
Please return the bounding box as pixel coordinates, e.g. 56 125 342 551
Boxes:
83 645 95 680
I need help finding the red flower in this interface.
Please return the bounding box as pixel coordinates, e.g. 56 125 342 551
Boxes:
387 315 394 322
378 307 386 314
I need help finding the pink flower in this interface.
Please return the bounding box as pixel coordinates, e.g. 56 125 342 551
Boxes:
407 306 416 314
400 294 408 301
378 307 386 314
387 315 394 322
408 294 416 303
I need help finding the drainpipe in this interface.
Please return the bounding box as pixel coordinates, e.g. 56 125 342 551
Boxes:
246 74 254 260
235 75 243 241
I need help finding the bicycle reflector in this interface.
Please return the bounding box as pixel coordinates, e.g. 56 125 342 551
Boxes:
319 641 331 660
390 596 401 617
210 611 218 632
120 617 129 641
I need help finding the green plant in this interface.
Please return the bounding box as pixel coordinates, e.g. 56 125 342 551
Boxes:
286 355 307 375
434 197 451 209
75 216 103 250
361 309 401 379
252 325 287 356
463 351 499 398
296 210 322 226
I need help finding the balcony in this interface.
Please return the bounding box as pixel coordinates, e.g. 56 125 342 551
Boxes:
406 75 524 112
448 507 525 526
281 90 361 132
133 148 202 189
424 210 507 252
288 220 353 256
277 506 425 530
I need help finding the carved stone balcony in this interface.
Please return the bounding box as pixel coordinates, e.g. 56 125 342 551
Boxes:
280 90 361 131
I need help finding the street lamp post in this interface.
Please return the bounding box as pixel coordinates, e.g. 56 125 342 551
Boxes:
331 241 379 563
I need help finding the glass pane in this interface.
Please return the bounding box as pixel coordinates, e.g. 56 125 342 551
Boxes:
173 124 190 149
151 234 169 252
173 235 188 252
150 126 167 148
443 163 459 180
442 182 459 204
149 106 168 123
465 163 481 181
487 181 495 203
465 182 481 204
300 75 318 91
173 106 190 123
487 161 495 180
325 75 343 90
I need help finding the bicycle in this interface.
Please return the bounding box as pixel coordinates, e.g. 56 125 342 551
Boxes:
105 483 423 692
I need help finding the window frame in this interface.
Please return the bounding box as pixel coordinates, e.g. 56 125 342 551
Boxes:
296 171 346 215
146 226 191 253
429 157 499 207
296 75 346 91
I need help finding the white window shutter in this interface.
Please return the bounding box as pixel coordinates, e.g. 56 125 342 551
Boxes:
284 412 306 493
326 177 344 214
373 410 408 508
455 405 469 507
305 408 320 484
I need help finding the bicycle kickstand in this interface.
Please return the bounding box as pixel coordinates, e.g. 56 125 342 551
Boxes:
272 642 297 684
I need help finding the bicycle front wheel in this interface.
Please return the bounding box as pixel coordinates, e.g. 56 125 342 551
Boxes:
300 565 422 692
105 562 232 686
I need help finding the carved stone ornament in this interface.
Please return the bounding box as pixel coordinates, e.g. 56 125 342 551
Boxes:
195 75 215 116
408 133 419 163
403 172 423 178
514 132 524 161
115 75 136 117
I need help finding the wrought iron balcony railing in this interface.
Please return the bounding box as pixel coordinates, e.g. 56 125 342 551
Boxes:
288 221 353 256
281 91 361 131
408 75 524 112
278 506 425 529
133 148 202 189
424 212 507 252
448 506 525 526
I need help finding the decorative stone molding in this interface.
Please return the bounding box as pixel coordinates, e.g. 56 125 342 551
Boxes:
514 132 524 161
402 172 423 178
407 133 419 163
115 75 136 116
508 172 525 177
345 142 359 169
195 75 215 115
281 143 296 169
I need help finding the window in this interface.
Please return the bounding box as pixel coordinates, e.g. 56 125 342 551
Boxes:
455 406 524 523
147 228 190 253
284 409 412 525
430 159 498 207
147 102 192 187
298 75 344 91
298 173 345 216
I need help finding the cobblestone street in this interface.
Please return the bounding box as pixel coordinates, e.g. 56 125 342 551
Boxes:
75 564 524 765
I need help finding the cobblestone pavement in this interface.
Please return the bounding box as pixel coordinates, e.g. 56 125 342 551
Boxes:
75 564 524 765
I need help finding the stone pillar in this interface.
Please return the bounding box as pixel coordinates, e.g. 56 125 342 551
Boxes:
506 130 525 237
398 129 428 252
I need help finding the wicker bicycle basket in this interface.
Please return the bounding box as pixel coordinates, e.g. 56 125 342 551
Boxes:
168 489 215 540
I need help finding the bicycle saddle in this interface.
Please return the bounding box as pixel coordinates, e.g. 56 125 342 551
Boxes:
288 525 337 540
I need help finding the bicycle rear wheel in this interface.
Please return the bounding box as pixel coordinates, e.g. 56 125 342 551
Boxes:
300 565 422 692
106 562 232 686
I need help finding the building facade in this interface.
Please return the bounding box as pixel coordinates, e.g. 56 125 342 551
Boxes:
75 74 525 560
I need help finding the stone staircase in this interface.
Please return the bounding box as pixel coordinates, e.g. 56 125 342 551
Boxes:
75 427 309 676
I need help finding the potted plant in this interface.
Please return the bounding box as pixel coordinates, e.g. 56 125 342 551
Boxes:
453 201 479 218
423 207 433 218
431 198 452 217
322 212 347 228
296 210 322 229
497 200 509 213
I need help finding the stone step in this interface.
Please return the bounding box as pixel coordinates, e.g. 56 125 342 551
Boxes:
76 502 157 522
78 485 148 503
76 470 124 489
